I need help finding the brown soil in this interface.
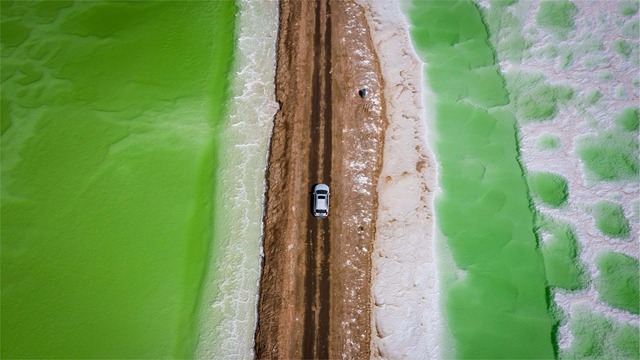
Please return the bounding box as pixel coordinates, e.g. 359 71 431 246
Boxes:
254 0 387 359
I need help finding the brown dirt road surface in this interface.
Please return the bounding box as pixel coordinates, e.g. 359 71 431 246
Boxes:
255 0 387 359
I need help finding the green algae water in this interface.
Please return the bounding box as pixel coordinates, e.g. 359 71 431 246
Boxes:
1 1 235 358
405 0 554 358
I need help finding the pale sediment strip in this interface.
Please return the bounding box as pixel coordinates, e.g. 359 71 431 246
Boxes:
194 0 279 358
356 0 442 358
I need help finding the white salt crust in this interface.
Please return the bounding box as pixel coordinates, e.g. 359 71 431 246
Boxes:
356 1 443 359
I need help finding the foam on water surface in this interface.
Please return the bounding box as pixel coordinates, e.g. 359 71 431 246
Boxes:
194 0 278 358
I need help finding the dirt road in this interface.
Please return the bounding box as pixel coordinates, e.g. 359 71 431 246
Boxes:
255 0 387 358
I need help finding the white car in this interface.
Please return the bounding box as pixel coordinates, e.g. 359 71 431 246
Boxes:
312 183 330 218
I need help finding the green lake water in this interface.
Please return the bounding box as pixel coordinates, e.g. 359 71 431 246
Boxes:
406 0 555 358
1 1 235 357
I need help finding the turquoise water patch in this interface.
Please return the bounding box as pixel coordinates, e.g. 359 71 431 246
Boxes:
536 134 561 151
528 172 569 207
407 0 554 358
1 1 236 358
592 201 631 239
595 252 639 314
618 1 639 16
613 39 634 59
577 130 639 181
536 216 587 291
616 107 639 132
536 0 578 39
504 71 573 122
583 89 603 105
620 17 640 38
562 307 640 359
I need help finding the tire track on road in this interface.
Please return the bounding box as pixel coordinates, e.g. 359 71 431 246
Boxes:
302 0 322 358
319 0 332 358
303 0 332 359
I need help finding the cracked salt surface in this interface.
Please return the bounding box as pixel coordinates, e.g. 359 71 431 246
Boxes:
357 0 441 358
481 0 639 352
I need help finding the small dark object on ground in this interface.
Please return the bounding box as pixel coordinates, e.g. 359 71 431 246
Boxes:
358 88 367 99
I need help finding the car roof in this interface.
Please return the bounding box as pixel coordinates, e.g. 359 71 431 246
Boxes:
316 197 328 210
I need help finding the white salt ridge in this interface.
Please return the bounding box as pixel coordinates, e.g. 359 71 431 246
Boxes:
194 0 278 359
334 3 389 357
356 1 442 359
482 0 639 352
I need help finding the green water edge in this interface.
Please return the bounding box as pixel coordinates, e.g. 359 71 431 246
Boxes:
407 0 555 358
1 1 236 358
